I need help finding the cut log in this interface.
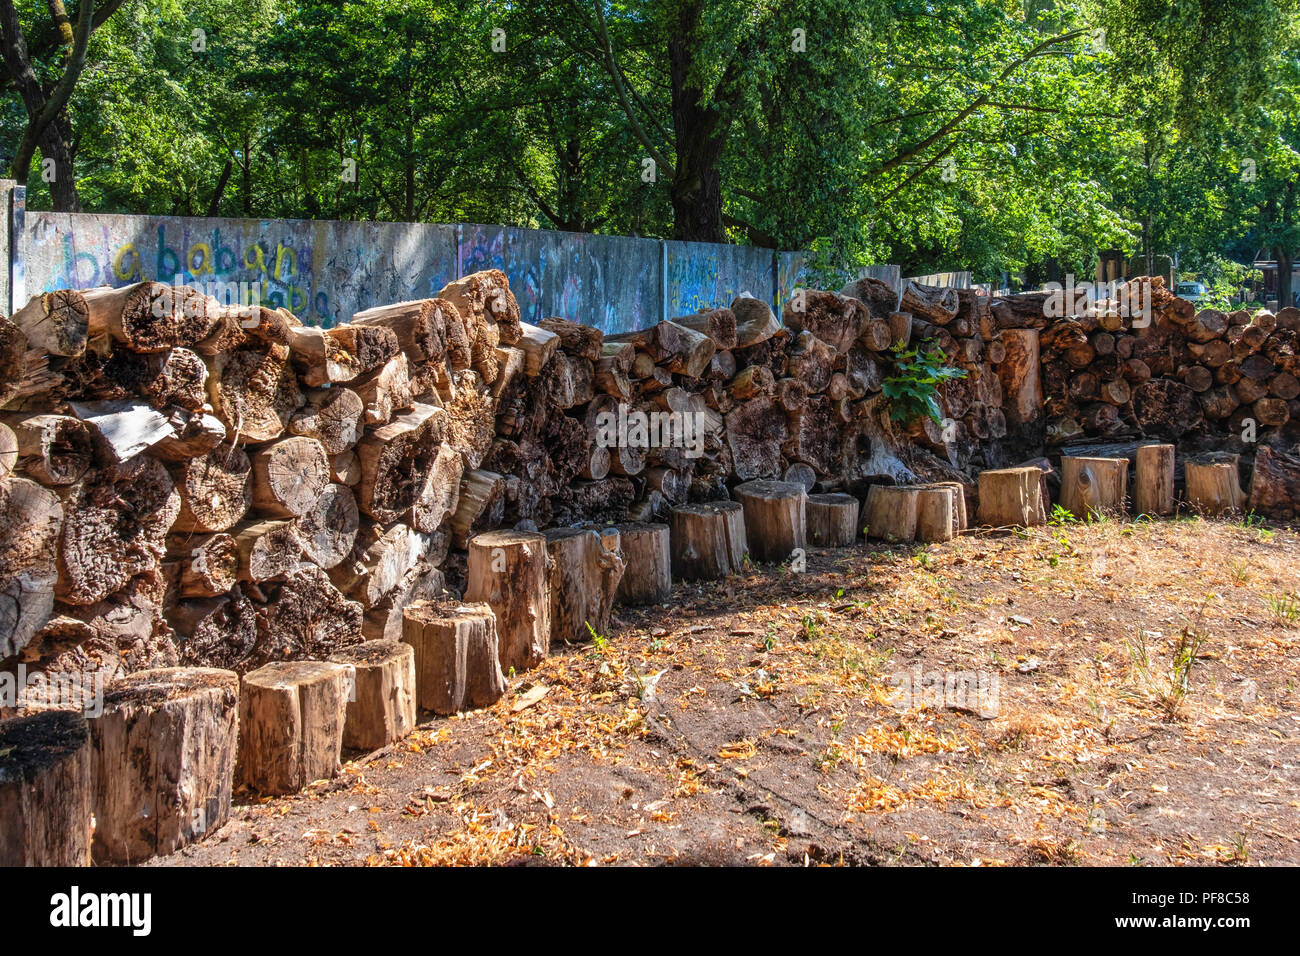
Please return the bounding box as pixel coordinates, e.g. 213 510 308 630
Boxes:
863 484 919 542
329 521 426 609
1247 444 1300 521
915 485 955 542
152 410 227 462
518 322 561 376
402 599 507 715
58 456 179 605
70 399 173 464
83 282 216 352
362 562 447 642
1253 397 1290 427
612 522 671 606
1 413 93 485
171 441 253 533
286 324 398 386
356 402 444 524
1060 456 1128 518
1134 444 1176 516
233 519 303 583
330 449 361 486
237 660 351 795
0 423 15 479
673 308 737 350
0 710 92 865
539 316 605 359
901 282 959 324
725 396 788 480
783 290 864 352
11 289 89 357
294 483 360 570
253 564 363 661
350 298 451 365
544 528 625 643
977 467 1046 527
450 468 506 549
465 530 550 673
0 477 63 658
88 667 239 863
732 296 782 347
352 353 413 426
327 640 416 750
289 387 364 455
209 346 303 444
669 501 748 580
169 588 258 671
997 329 1042 425
1185 455 1245 516
412 443 463 534
733 480 806 563
805 492 859 547
249 435 330 518
167 532 239 598
928 480 969 531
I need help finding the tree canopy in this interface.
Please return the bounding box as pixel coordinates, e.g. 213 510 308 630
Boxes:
1 0 1297 285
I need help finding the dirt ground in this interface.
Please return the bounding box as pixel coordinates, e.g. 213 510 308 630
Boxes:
151 516 1300 867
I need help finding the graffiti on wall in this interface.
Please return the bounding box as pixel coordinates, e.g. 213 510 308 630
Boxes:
459 224 661 334
22 213 457 327
666 241 774 318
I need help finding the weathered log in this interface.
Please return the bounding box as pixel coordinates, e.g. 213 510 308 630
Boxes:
350 298 451 365
11 289 89 358
450 468 506 549
669 501 748 580
612 522 671 606
326 640 416 750
1060 456 1128 518
293 483 360 570
168 588 258 671
544 528 625 643
731 296 783 348
805 492 859 547
237 660 351 795
249 435 330 518
997 329 1042 425
233 518 303 583
914 485 955 542
352 352 413 426
0 477 63 658
253 564 363 661
1134 444 1176 516
402 599 507 715
171 441 252 534
329 521 426 609
167 532 239 598
1185 455 1245 516
361 561 447 642
465 530 551 672
1253 397 1291 427
83 282 216 352
673 308 738 350
88 667 239 863
734 480 806 563
864 484 918 542
901 282 959 324
289 387 364 455
1 413 93 486
0 710 92 865
208 345 303 443
356 402 444 524
977 467 1046 527
1247 445 1300 521
725 396 788 480
783 290 864 352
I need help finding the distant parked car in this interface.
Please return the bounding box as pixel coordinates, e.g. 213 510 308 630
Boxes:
1175 281 1208 304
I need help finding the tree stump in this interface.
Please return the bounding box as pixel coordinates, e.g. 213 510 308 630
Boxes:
806 493 859 547
733 479 807 563
0 710 92 866
977 467 1046 527
543 528 625 643
915 485 955 542
402 600 508 715
89 667 240 863
1186 455 1245 516
928 481 969 531
613 522 672 605
669 501 748 580
1135 444 1176 516
864 484 919 541
464 530 550 673
1060 456 1129 518
328 640 416 750
237 661 352 795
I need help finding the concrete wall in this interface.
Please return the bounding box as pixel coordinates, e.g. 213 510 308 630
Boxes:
9 198 909 334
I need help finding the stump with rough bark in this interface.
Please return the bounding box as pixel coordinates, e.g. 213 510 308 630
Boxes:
237 661 352 795
0 710 92 866
1186 455 1245 516
1135 444 1176 516
734 479 807 563
613 522 671 605
544 528 625 643
864 484 919 541
402 599 508 715
915 485 956 542
977 467 1047 527
1060 456 1129 518
328 640 417 750
89 667 240 863
806 493 859 547
465 530 550 673
669 501 748 580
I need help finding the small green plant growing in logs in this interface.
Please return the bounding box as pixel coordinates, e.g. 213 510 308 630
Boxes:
882 340 967 424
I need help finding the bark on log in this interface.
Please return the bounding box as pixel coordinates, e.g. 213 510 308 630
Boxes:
0 477 63 657
327 640 416 750
1134 444 1175 516
237 660 351 795
402 600 507 715
89 667 239 863
669 501 748 580
734 480 807 563
352 353 413 426
997 329 1042 425
612 522 671 605
805 492 859 547
83 282 216 352
465 530 551 672
544 527 625 643
0 710 92 865
350 298 451 365
977 467 1046 527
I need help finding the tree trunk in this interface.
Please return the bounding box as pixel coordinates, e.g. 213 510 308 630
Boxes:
402 599 507 715
544 528 625 643
1060 456 1129 518
327 640 417 750
976 467 1046 527
805 492 859 547
613 522 672 605
465 530 550 673
0 710 91 865
669 500 747 580
1134 444 1175 516
864 484 919 542
237 660 352 795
